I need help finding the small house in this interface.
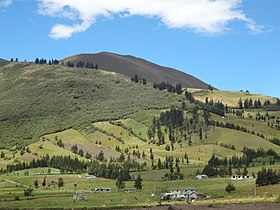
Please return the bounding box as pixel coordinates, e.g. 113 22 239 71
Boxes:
166 188 197 200
91 188 112 193
231 175 253 180
195 175 208 180
73 194 85 200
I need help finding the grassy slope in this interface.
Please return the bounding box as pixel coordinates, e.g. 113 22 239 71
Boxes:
189 89 277 107
0 62 182 148
206 127 280 152
212 114 280 140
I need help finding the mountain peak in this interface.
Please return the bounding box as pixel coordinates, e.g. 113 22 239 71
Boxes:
63 52 211 89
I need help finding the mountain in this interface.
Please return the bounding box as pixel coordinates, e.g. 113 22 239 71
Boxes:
63 52 211 89
0 62 182 148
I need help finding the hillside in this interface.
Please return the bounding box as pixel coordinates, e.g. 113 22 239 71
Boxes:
0 62 183 148
63 52 211 89
189 89 277 107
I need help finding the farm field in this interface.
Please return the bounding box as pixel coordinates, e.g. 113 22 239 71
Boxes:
1 170 280 209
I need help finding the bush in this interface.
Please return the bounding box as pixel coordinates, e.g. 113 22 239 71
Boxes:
225 182 235 193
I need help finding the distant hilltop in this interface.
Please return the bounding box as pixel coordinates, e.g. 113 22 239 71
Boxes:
63 52 212 89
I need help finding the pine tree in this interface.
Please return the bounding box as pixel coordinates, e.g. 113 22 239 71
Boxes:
42 176 46 187
134 174 143 190
34 179 39 188
116 174 125 191
58 178 64 189
225 182 235 193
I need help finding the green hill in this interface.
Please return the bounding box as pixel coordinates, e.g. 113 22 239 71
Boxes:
63 52 212 89
0 62 183 148
189 88 276 107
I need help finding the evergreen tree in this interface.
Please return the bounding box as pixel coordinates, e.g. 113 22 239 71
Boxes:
134 174 143 190
34 179 39 188
23 186 33 198
225 182 235 193
116 174 125 190
58 178 64 189
238 98 243 109
42 176 46 187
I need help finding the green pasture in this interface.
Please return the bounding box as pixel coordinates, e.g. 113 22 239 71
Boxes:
1 171 279 209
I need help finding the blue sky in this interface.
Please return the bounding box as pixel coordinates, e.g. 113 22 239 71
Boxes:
0 0 279 98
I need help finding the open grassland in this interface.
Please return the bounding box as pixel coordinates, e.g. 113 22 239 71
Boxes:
0 171 279 209
206 127 280 152
212 114 280 140
0 62 183 148
189 89 277 107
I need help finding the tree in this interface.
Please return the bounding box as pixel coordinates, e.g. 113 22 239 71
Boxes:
238 98 243 109
0 151 5 158
33 179 39 188
23 186 33 199
42 176 46 187
225 182 235 193
116 174 125 190
134 174 143 190
71 145 78 154
142 78 147 85
58 178 64 189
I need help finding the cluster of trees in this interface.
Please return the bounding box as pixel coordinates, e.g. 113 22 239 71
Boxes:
202 147 279 178
238 98 263 109
70 145 92 159
131 74 147 85
204 98 225 116
242 147 279 161
153 82 182 94
10 58 19 62
256 168 280 186
35 58 59 65
185 91 195 103
6 155 87 173
162 156 184 180
33 176 64 189
65 61 98 69
147 104 206 148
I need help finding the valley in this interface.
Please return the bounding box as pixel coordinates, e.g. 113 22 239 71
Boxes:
0 59 280 209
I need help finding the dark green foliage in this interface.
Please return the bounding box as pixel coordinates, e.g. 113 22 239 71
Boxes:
71 145 78 154
96 150 105 161
33 179 39 188
0 63 180 148
116 175 125 190
56 139 64 148
134 174 143 190
256 168 280 186
42 176 46 187
225 182 235 193
23 186 33 198
58 178 64 189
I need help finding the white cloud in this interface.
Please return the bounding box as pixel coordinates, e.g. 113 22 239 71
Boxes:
37 0 260 39
0 0 12 8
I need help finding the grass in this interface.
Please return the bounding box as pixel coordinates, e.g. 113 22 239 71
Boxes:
0 62 183 148
189 89 277 107
1 171 279 209
212 114 280 141
206 127 280 152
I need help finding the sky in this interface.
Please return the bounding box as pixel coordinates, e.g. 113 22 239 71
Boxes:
0 0 279 98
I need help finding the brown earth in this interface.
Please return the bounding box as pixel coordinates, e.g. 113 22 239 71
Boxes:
63 52 212 89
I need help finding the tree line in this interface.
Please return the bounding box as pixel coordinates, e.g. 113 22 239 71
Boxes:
153 81 182 94
131 74 147 85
